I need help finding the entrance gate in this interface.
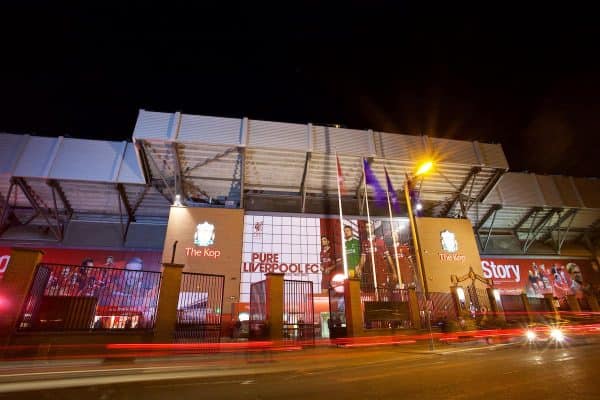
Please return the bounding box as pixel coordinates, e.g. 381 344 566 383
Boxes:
328 286 347 338
248 278 315 342
465 284 492 317
249 280 268 339
451 267 493 321
284 280 314 342
175 272 225 343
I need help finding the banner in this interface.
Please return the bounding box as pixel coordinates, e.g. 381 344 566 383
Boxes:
481 257 600 298
0 246 162 280
240 214 415 302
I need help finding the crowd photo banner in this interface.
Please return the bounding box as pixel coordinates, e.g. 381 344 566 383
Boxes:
481 257 600 299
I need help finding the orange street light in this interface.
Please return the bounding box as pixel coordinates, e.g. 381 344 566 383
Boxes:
415 160 433 176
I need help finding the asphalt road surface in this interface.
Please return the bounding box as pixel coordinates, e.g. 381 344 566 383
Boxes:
2 341 599 399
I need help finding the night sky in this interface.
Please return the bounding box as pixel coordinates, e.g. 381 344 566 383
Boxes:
1 3 598 177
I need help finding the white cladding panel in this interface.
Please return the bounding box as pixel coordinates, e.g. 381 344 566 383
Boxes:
0 133 27 175
117 143 146 184
477 142 509 169
483 186 503 205
247 119 307 151
132 110 175 140
312 126 370 155
535 175 564 207
553 176 584 208
373 132 425 161
497 173 544 207
49 138 124 182
573 178 600 209
13 136 59 178
177 114 241 145
430 137 479 165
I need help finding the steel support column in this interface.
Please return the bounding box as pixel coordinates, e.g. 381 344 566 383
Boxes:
475 204 502 249
117 183 136 243
444 166 481 217
299 152 311 213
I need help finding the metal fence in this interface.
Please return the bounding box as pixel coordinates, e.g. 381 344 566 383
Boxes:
174 272 224 343
466 285 492 315
578 296 591 311
527 296 549 313
18 263 161 331
427 292 457 324
283 280 314 342
360 287 413 329
249 280 268 339
328 286 346 339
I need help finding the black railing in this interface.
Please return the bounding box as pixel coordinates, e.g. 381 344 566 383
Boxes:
360 287 413 329
18 263 161 331
527 296 549 313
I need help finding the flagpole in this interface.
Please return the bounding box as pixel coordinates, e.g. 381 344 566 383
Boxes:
335 153 348 278
385 166 403 288
362 158 379 301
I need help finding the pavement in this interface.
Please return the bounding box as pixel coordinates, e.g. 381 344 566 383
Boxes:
2 337 600 399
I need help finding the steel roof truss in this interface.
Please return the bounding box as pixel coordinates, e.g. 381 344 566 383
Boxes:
11 177 63 240
0 184 18 236
522 208 561 253
475 204 502 232
47 179 73 219
143 142 175 203
444 166 481 217
512 207 541 235
556 209 577 254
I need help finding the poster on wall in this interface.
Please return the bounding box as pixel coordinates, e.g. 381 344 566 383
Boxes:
240 214 417 302
0 246 162 281
481 257 600 299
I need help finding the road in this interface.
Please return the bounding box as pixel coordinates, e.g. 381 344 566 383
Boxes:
1 341 599 399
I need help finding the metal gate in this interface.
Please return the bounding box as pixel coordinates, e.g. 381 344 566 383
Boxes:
465 284 492 317
175 272 224 343
328 286 347 338
284 280 314 342
249 280 268 339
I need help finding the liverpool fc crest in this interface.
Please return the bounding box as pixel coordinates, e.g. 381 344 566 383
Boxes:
194 222 215 246
440 230 458 253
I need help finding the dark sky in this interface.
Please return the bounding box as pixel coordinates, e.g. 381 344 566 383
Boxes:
1 2 598 177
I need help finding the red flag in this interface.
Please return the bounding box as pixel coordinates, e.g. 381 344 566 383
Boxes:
336 155 346 195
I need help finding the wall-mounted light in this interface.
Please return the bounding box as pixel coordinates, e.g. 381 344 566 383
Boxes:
456 287 466 302
493 289 501 303
173 194 182 207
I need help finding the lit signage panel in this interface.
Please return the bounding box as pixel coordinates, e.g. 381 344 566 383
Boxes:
480 257 600 298
240 214 415 302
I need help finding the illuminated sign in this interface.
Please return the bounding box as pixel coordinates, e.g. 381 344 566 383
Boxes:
440 230 458 252
438 229 466 262
185 247 221 259
194 222 215 246
481 260 521 283
0 254 10 277
242 252 320 274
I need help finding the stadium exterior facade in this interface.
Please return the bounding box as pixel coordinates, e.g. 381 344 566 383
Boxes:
1 110 599 335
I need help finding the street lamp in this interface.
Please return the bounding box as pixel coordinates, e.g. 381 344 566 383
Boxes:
404 160 434 298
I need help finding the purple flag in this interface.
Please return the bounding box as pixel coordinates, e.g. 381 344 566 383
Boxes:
363 159 387 208
384 167 401 213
